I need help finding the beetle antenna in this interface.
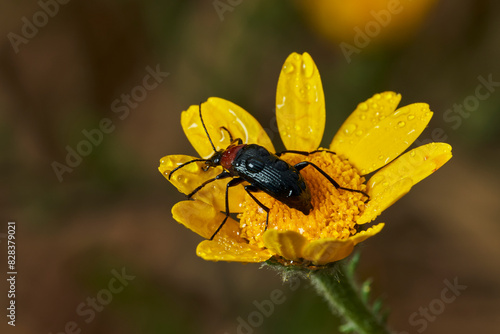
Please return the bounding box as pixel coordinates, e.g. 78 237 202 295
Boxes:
168 158 208 180
199 103 217 153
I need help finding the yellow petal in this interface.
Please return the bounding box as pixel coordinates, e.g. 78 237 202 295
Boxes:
181 98 274 159
159 154 221 194
197 239 272 262
262 229 307 261
302 238 354 265
358 178 413 225
350 223 385 245
331 92 402 156
159 155 246 212
276 52 325 151
358 143 452 224
172 200 243 241
331 92 433 174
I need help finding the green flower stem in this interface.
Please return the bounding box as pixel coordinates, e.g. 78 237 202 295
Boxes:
309 265 390 334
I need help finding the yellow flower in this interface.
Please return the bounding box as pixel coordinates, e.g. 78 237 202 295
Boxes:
159 52 452 266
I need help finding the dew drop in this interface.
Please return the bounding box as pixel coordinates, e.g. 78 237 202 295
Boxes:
344 123 357 135
410 150 416 157
408 114 415 121
359 102 368 111
355 129 363 136
283 63 294 74
360 114 367 120
398 121 406 127
378 155 384 160
302 55 314 78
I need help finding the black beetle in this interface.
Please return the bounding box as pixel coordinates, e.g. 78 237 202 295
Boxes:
169 104 368 240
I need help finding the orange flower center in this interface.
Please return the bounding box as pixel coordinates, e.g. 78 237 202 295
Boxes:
239 150 367 248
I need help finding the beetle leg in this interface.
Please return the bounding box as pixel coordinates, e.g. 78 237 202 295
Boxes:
276 149 336 157
209 177 245 240
294 161 369 199
244 185 271 232
187 171 231 199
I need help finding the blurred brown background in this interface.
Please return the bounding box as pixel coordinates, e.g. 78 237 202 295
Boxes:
1 1 499 333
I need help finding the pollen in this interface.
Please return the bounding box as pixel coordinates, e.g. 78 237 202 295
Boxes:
239 150 367 248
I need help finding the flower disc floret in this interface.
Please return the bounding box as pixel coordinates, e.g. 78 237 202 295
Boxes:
239 150 367 248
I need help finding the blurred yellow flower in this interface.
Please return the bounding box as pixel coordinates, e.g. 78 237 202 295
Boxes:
300 0 438 47
159 52 451 266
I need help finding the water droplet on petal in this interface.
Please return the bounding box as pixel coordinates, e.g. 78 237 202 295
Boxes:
410 150 416 157
359 102 368 111
398 121 406 127
355 129 363 136
344 123 357 135
360 114 367 120
408 114 415 121
302 55 314 78
283 63 294 74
